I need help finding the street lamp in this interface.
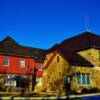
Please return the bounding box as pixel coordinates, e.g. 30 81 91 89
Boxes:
65 75 72 99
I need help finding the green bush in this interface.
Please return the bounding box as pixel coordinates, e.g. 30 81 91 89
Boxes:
81 88 90 94
70 90 79 95
90 87 100 93
81 87 100 94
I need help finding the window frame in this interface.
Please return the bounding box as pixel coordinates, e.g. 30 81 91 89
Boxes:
3 57 10 66
77 73 91 86
38 63 42 71
36 77 42 83
20 59 25 68
4 74 16 86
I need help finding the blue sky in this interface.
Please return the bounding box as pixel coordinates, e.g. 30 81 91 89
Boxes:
0 0 100 49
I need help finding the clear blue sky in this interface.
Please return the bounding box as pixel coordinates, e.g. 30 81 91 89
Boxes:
0 0 100 49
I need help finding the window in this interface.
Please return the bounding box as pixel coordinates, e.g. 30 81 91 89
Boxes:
86 74 90 84
20 59 25 68
82 73 86 85
36 77 42 83
99 52 100 61
38 64 42 71
4 74 16 86
77 73 90 85
57 56 59 62
77 73 81 84
3 58 9 66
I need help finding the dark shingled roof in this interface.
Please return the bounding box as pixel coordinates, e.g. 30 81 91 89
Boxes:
46 31 100 67
60 31 100 51
58 48 93 67
0 36 45 62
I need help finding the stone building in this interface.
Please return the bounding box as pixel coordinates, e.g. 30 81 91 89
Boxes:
43 32 100 93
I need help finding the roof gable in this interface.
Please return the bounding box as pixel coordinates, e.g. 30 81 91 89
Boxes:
44 50 93 69
45 32 98 67
0 36 44 62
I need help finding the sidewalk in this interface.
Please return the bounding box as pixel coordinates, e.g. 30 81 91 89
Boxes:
1 93 100 100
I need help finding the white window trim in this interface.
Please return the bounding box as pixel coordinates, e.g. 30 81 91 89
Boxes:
5 81 16 86
20 59 25 68
4 74 16 86
85 74 87 84
3 58 10 66
80 73 82 85
36 77 42 85
77 73 91 86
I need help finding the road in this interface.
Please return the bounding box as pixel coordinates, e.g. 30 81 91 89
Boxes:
0 94 100 100
81 95 100 100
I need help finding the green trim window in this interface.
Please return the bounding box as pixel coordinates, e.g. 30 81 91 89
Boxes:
36 77 42 83
20 59 25 68
77 73 81 84
86 74 90 84
77 73 90 85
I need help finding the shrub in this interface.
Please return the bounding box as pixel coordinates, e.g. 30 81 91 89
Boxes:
70 90 79 95
81 87 100 94
90 87 100 93
81 88 90 94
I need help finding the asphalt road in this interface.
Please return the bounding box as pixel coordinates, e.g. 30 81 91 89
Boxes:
82 95 100 100
67 95 100 100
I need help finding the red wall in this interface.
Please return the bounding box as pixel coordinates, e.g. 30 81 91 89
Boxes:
0 55 43 76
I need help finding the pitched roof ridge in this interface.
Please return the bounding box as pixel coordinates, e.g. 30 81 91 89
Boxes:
22 45 45 51
1 36 20 46
0 36 44 60
61 31 100 44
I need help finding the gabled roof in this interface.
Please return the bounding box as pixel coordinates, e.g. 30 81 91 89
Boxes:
47 32 100 52
44 50 93 69
45 31 100 67
60 31 100 51
58 48 93 67
0 36 45 62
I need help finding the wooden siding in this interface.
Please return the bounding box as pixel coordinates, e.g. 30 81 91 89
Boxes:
0 55 43 76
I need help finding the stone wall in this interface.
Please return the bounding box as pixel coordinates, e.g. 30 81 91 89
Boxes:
43 48 100 93
78 48 100 89
78 48 100 66
43 52 70 92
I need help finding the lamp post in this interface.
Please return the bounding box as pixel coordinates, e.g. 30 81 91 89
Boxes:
65 75 72 100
